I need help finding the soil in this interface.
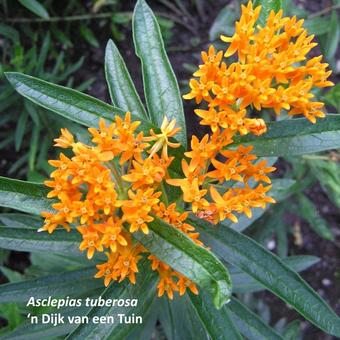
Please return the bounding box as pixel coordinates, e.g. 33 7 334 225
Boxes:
0 0 339 339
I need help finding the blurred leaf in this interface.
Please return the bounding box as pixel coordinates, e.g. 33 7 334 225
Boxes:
28 125 40 171
35 32 50 75
209 3 238 41
15 111 28 151
0 24 19 43
324 84 340 112
188 290 243 339
308 159 340 208
0 304 23 331
105 39 148 119
295 194 334 241
79 25 100 48
233 114 340 156
304 17 331 35
254 0 282 26
0 267 24 283
228 298 283 340
190 214 340 336
133 0 187 148
276 222 288 257
320 10 339 63
282 320 301 340
18 0 50 19
134 216 232 309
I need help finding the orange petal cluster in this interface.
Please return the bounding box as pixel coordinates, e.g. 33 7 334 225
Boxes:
41 113 200 299
184 1 333 124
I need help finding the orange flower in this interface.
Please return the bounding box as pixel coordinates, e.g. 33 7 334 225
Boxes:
144 116 181 159
77 226 103 259
54 128 74 148
122 158 165 189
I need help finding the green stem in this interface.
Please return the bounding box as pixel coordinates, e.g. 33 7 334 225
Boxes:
308 4 340 19
302 155 333 161
108 162 124 195
161 182 169 206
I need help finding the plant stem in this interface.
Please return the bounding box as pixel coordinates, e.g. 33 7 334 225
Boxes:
4 10 197 34
108 162 124 195
161 182 169 206
308 4 340 19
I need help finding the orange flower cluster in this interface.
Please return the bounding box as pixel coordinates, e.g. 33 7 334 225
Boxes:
41 113 199 299
184 1 334 124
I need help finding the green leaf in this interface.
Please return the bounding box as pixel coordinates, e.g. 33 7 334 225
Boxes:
133 216 232 309
308 159 340 208
0 226 81 255
0 176 52 215
18 0 49 19
0 268 100 303
228 298 283 340
209 3 238 41
15 111 28 151
67 260 157 340
159 295 207 340
322 11 339 62
282 320 301 340
304 17 332 35
323 83 340 112
0 24 19 43
230 255 320 293
254 0 282 26
133 0 187 148
126 298 159 340
233 114 340 156
105 39 148 120
28 124 40 171
2 306 90 340
5 72 125 128
296 194 334 241
188 290 243 340
80 25 99 48
189 214 340 336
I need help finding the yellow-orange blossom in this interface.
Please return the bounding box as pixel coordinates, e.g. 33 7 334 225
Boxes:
41 1 332 300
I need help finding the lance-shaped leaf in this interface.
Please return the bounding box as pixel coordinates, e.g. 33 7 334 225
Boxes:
232 114 340 156
254 0 282 26
188 290 243 340
0 226 80 255
188 215 340 337
133 0 187 148
158 295 208 340
5 72 128 127
67 260 157 340
133 216 232 309
0 176 52 215
2 307 90 340
228 298 283 340
230 256 320 294
0 268 100 303
105 39 149 120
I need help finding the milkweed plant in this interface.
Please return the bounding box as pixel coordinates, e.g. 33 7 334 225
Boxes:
0 1 339 339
